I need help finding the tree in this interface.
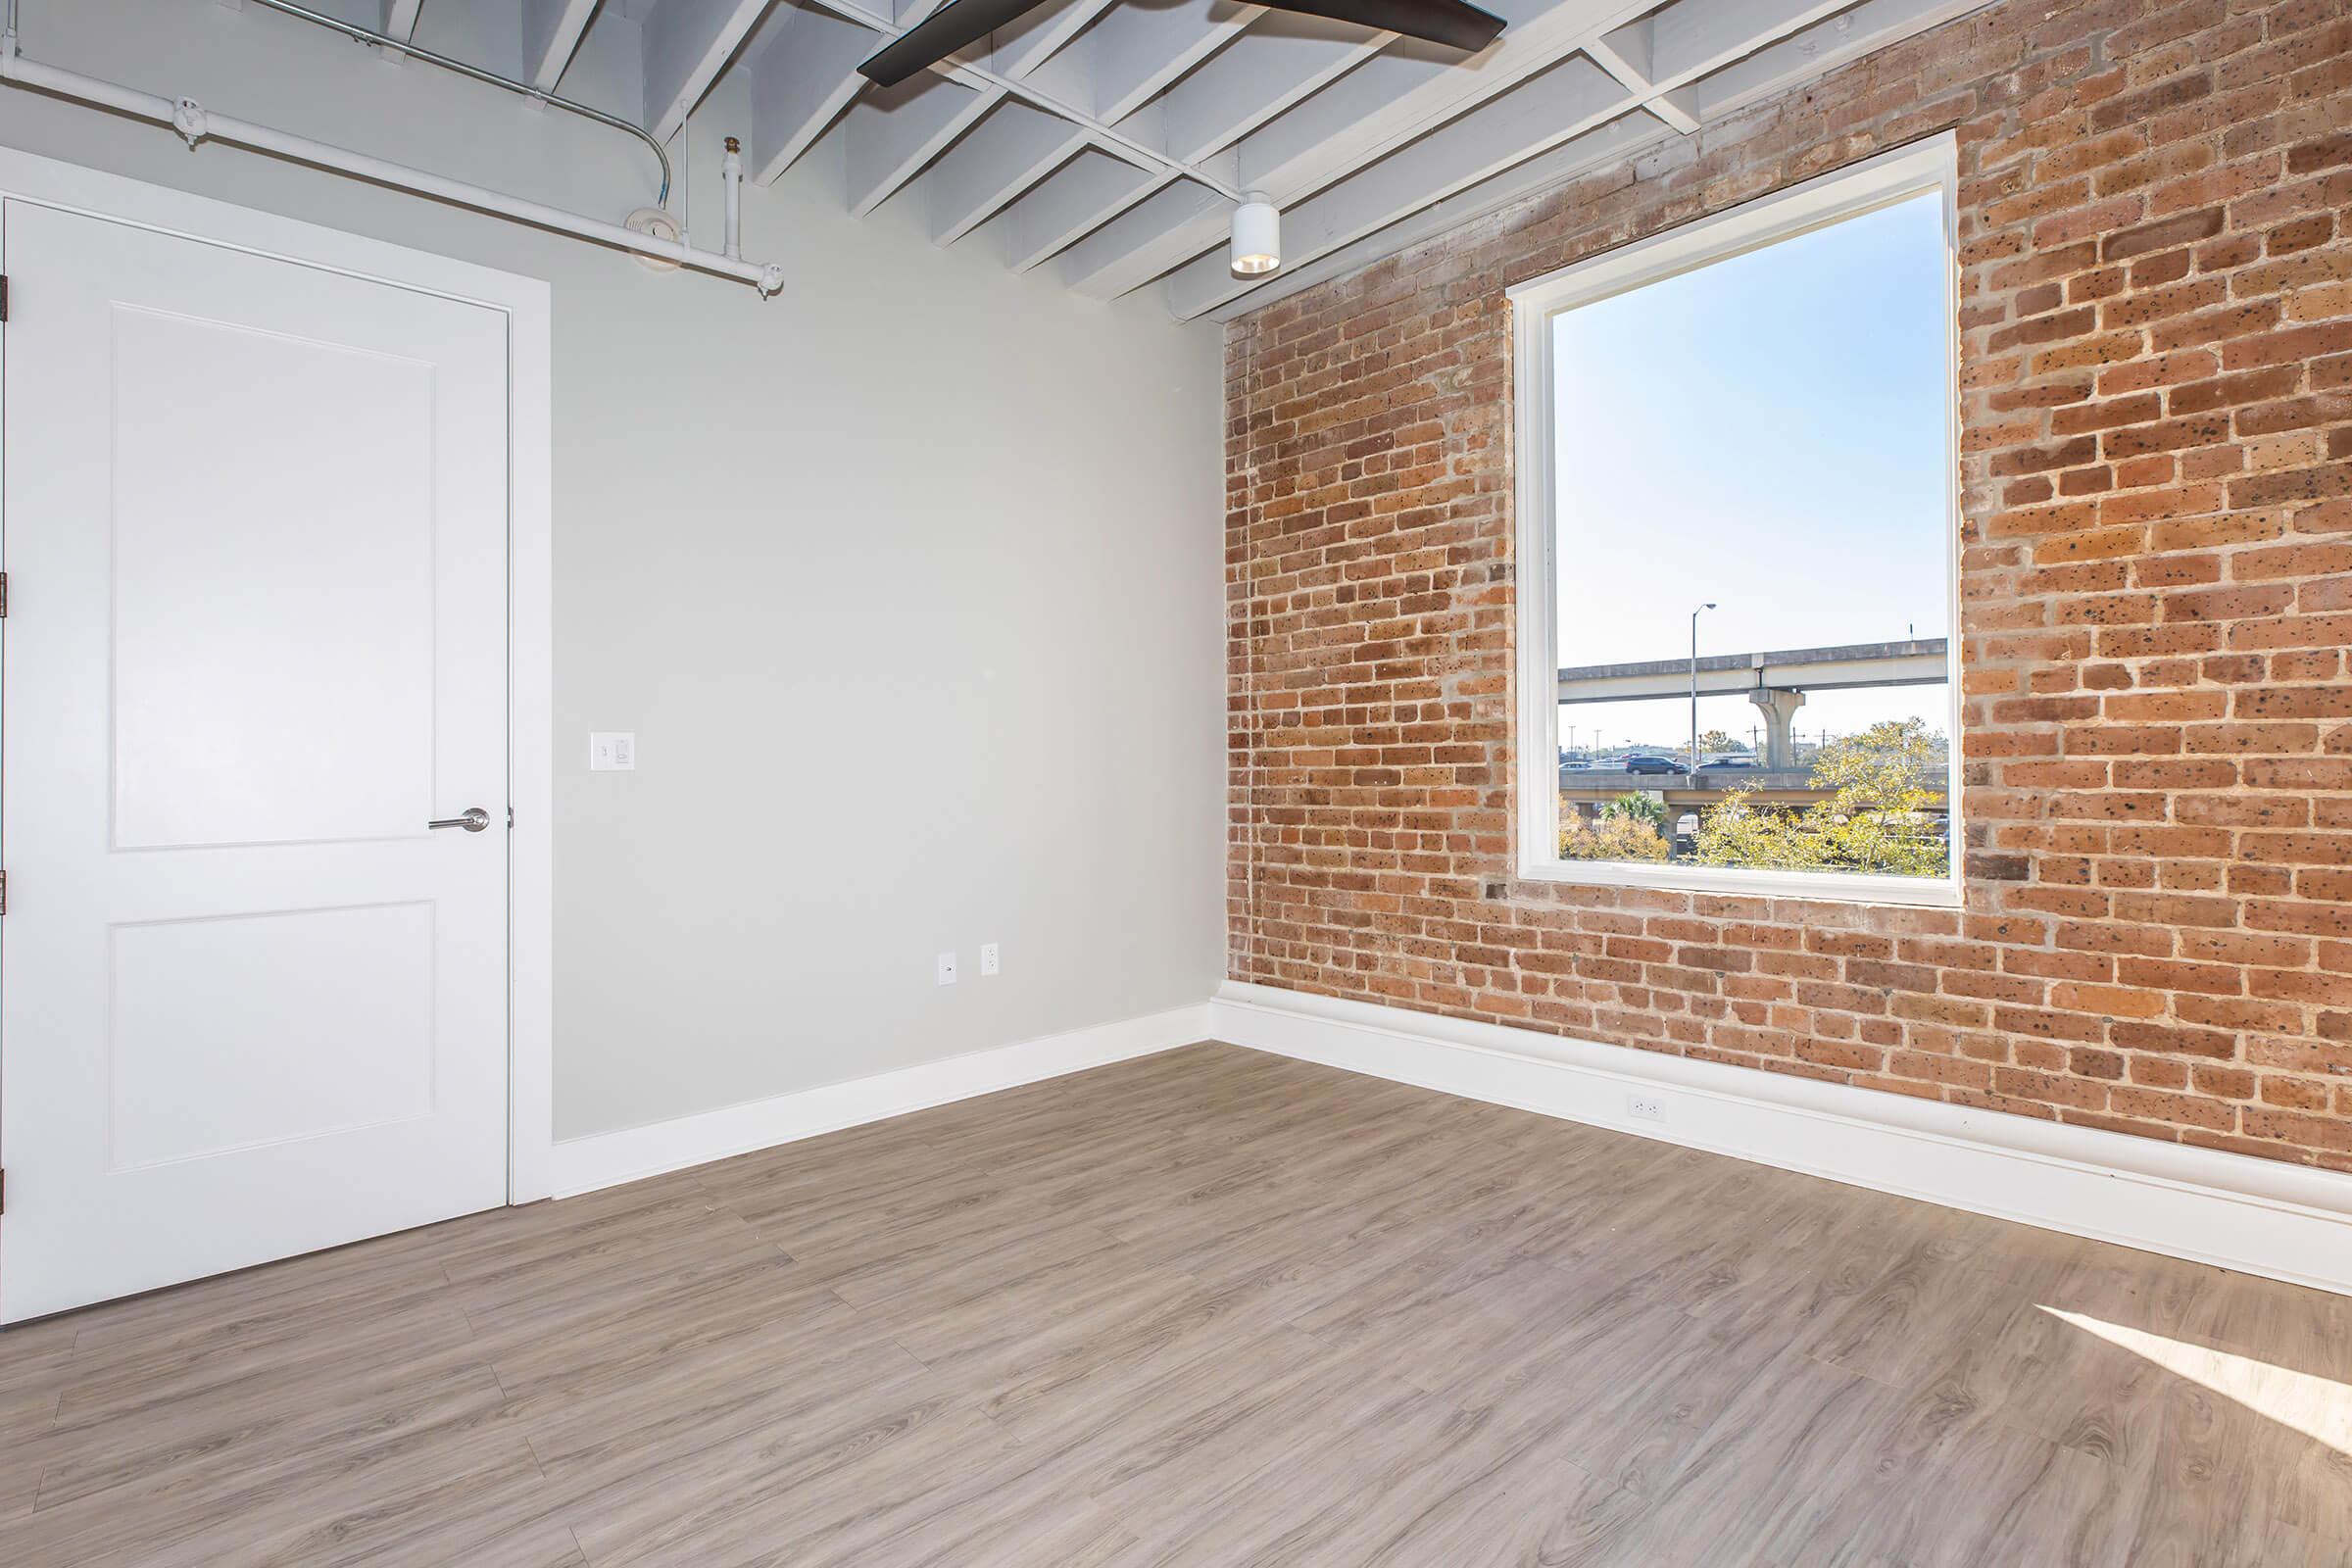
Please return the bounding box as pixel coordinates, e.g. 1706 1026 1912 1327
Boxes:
1692 718 1949 877
1601 792 1664 827
1697 729 1746 754
1561 811 1670 862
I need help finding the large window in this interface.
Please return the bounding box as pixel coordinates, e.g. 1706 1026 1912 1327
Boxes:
1510 138 1961 906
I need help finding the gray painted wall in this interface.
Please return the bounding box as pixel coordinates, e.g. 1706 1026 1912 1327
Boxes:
1 0 1227 1140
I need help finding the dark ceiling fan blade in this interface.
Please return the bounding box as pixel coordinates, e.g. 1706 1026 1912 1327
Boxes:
858 0 1046 87
1257 0 1504 53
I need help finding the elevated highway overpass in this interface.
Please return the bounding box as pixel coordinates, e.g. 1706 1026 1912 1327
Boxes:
1557 639 1949 769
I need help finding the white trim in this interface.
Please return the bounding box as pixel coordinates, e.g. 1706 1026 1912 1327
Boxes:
546 1004 1215 1199
0 146 558 1206
505 264 556 1204
1512 856 1964 907
1502 135 1963 312
1509 133 1966 909
1212 982 2352 1298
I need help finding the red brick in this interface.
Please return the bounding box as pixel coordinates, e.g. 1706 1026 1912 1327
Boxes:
1228 0 2352 1171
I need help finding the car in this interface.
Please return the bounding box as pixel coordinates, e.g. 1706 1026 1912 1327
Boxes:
1700 755 1757 770
1559 760 1593 772
1623 754 1678 775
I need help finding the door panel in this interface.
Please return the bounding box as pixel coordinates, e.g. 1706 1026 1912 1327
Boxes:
110 305 439 850
0 200 512 1323
107 902 439 1170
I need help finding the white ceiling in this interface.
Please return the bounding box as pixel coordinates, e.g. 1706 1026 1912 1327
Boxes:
279 0 1987 318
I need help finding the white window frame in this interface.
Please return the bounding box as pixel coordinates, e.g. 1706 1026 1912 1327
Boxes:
1508 133 1964 908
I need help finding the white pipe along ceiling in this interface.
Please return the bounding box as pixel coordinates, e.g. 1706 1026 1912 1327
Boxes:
0 0 784 295
4 0 1992 313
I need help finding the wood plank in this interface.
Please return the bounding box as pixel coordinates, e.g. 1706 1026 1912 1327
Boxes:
0 1042 2343 1564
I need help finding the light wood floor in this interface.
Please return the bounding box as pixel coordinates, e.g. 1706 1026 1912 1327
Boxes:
2 1044 2347 1566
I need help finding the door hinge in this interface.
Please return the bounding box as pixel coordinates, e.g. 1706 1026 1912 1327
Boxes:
1 869 9 915
1 570 10 617
1 1169 8 1216
2 274 11 322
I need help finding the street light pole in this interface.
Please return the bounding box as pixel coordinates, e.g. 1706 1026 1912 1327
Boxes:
1690 602 1716 777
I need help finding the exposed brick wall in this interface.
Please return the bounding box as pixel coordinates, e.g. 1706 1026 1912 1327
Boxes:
1224 0 2352 1167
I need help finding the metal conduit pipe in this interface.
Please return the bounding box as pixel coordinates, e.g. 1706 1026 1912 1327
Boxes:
0 30 785 295
239 0 672 208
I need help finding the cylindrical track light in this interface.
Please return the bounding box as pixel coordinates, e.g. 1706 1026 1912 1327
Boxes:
1231 191 1280 276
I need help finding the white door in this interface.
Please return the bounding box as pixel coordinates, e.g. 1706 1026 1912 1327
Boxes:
0 201 512 1323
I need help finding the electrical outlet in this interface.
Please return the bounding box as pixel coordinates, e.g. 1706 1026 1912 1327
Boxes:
1626 1093 1665 1122
979 943 1000 976
936 952 958 986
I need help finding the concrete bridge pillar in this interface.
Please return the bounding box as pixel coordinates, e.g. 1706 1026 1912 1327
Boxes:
1748 688 1807 770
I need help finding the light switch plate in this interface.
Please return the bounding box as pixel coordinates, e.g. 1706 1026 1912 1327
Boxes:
588 732 635 771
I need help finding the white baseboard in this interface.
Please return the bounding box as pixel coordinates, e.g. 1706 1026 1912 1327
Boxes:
1212 981 2352 1297
546 1004 1214 1199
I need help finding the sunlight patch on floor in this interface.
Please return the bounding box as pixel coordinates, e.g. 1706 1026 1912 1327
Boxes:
2040 1306 2352 1456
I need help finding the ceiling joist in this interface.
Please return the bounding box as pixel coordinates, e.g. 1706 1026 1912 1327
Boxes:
519 0 602 93
1152 16 1391 166
236 0 1995 317
924 97 1092 241
988 0 1125 78
643 0 772 143
842 72 999 215
747 4 879 181
1079 0 1265 123
380 0 423 41
991 151 1168 270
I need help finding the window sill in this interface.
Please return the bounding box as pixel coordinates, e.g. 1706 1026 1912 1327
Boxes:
1512 857 1964 908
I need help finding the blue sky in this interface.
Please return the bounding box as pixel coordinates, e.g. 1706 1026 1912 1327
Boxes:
1550 190 1951 756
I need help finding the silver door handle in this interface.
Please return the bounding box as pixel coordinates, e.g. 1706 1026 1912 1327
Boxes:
429 808 491 832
